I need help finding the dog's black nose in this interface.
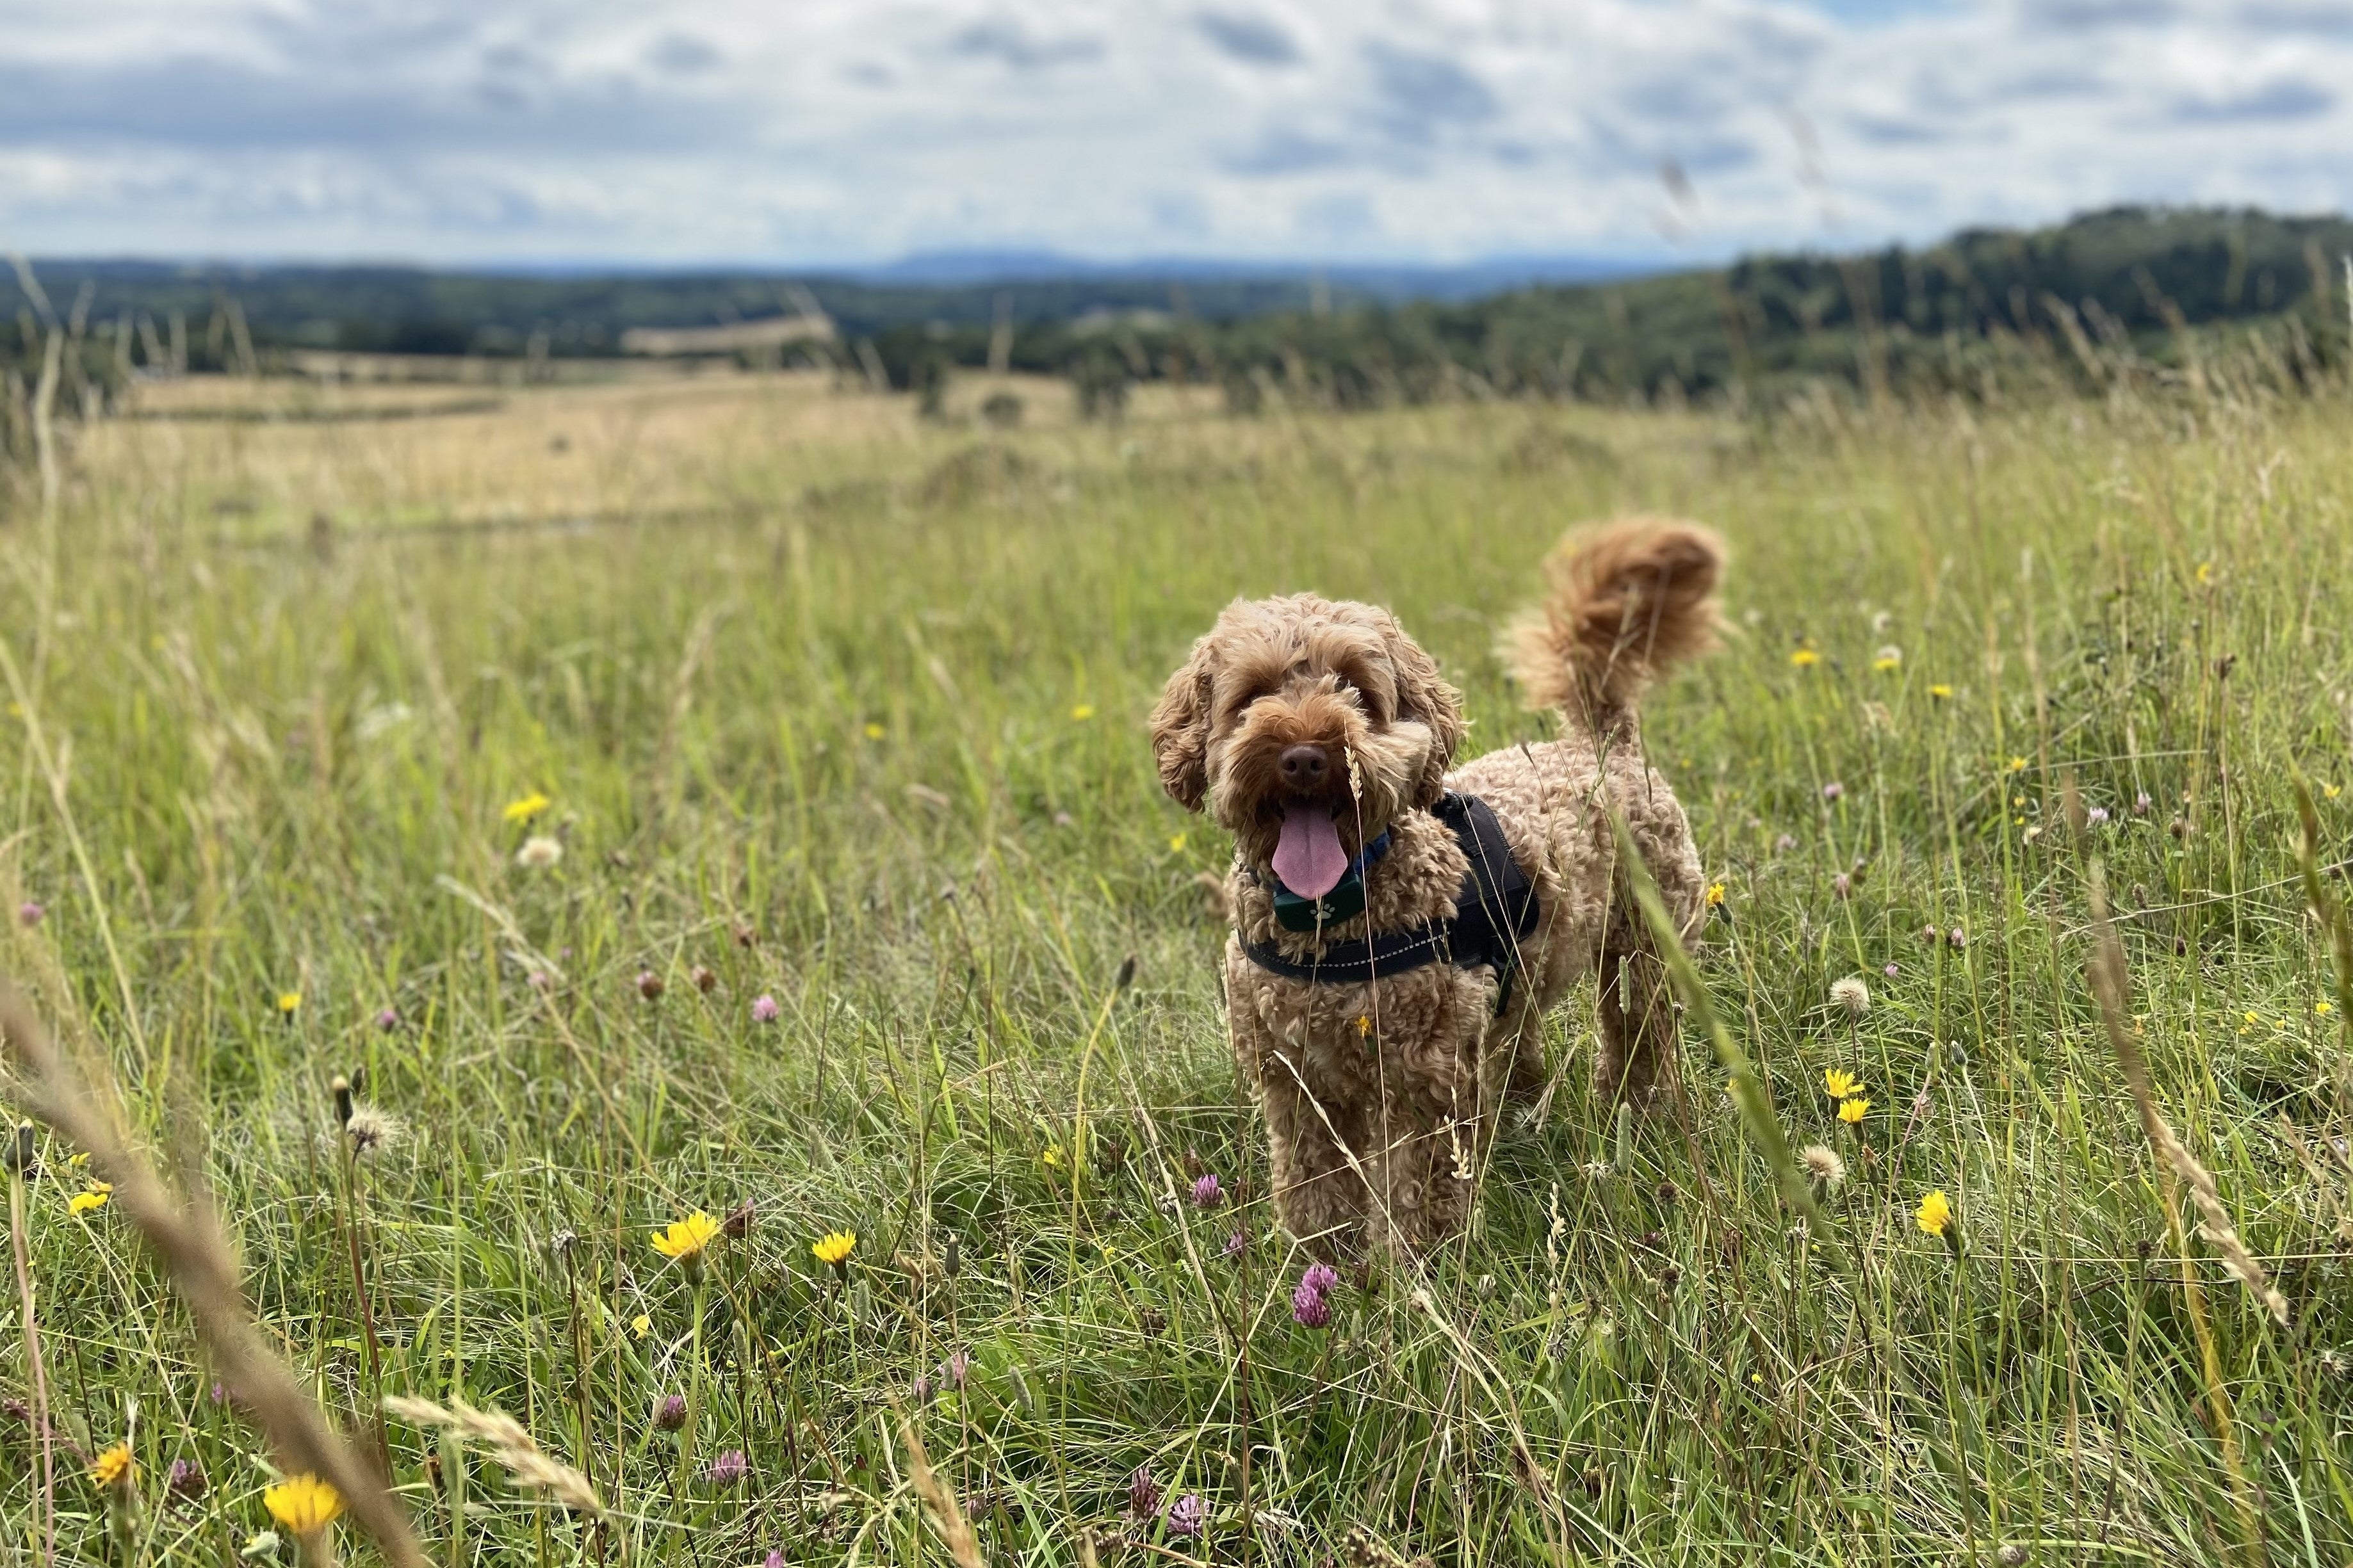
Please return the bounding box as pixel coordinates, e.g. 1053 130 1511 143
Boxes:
1278 744 1330 788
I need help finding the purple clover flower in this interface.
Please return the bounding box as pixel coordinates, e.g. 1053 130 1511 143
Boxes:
706 1449 749 1486
1127 1466 1161 1519
17 901 42 926
1821 780 1844 802
1191 1173 1223 1208
1221 1229 1247 1259
1165 1493 1207 1537
1301 1262 1340 1295
375 1006 400 1031
751 994 780 1024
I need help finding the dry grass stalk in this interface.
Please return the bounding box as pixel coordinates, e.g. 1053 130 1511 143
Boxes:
899 1417 984 1568
0 987 430 1568
2084 887 2290 1327
381 1396 602 1516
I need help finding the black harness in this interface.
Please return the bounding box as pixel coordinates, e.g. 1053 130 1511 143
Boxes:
1239 791 1540 1012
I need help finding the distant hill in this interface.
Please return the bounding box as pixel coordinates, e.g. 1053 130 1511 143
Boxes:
4 207 2348 408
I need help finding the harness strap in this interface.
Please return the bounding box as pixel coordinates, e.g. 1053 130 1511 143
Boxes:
1239 792 1538 1013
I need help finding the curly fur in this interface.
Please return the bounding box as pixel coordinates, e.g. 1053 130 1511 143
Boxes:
1154 520 1723 1256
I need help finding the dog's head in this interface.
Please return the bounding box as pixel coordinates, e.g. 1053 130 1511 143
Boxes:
1150 594 1466 888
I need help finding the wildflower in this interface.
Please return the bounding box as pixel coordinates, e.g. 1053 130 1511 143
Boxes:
1832 873 1852 900
635 971 664 1000
765 1553 786 1568
1191 1173 1223 1208
503 791 552 824
18 900 43 926
1302 1262 1340 1294
1916 1190 1954 1238
374 1007 399 1032
1883 962 1899 978
651 1211 721 1266
1127 1467 1162 1519
706 1450 749 1487
264 1474 345 1537
691 965 717 994
1169 832 1187 852
1166 1493 1207 1537
631 1313 651 1339
1830 976 1869 1017
70 1188 110 1216
2319 1001 2334 1015
1821 780 1844 802
2195 560 2213 585
722 1199 755 1238
1070 704 1096 721
1773 833 1796 853
1789 648 1820 668
1221 1228 1248 1259
751 994 780 1023
276 991 301 1016
1292 1280 1332 1327
515 836 563 869
1837 1097 1870 1125
811 1229 858 1270
1798 1144 1845 1194
2085 806 2109 826
166 1457 208 1501
1947 926 1966 950
89 1442 134 1489
1823 1068 1861 1099
943 1350 971 1388
653 1393 688 1432
344 1106 403 1160
1040 1144 1064 1169
1928 684 1952 700
1705 882 1725 909
1354 1014 1372 1036
863 722 886 740
1873 647 1901 672
2006 756 2027 773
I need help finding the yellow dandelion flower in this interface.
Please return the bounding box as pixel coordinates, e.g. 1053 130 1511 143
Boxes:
650 1211 721 1263
1837 1097 1870 1125
1916 1190 1953 1237
1355 1014 1372 1036
1873 654 1900 674
275 991 301 1015
2318 1001 2334 1015
2325 783 2343 800
1823 1068 1861 1099
66 1151 90 1169
264 1474 344 1536
863 722 886 740
1928 683 1953 700
1706 882 1725 908
70 1189 110 1216
88 1443 134 1488
811 1230 857 1268
2243 1010 2260 1024
631 1313 651 1339
2006 756 2027 773
1040 1144 1064 1169
2194 561 2213 585
502 791 551 824
1169 832 1187 852
1070 704 1095 722
1789 648 1820 668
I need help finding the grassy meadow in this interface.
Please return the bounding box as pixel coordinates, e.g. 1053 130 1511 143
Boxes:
4 360 2353 1566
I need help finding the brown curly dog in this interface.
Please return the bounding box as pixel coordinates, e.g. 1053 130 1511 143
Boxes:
1150 518 1722 1255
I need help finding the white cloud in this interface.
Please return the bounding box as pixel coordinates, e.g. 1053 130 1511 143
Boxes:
1 0 2348 265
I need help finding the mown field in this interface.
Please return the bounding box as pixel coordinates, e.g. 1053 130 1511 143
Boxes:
3 362 2352 1567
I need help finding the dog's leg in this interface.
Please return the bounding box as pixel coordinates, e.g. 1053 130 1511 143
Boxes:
1593 902 1677 1107
1232 993 1369 1256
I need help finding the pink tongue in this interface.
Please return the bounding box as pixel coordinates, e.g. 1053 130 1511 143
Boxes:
1272 803 1349 900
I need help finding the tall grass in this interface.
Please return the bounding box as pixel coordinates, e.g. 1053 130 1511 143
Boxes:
2 366 2350 1565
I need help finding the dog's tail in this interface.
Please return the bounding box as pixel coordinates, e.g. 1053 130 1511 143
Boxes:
1504 516 1723 736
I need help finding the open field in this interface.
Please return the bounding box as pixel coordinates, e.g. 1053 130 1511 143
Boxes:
4 366 2353 1566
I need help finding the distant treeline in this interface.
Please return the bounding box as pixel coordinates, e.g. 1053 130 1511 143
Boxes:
8 206 2353 422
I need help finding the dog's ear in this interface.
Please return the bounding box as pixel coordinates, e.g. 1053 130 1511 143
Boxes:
1384 614 1467 807
1150 638 1216 813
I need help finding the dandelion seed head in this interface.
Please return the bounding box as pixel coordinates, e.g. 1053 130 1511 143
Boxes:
1798 1144 1845 1190
515 835 563 869
344 1105 403 1160
1830 976 1869 1017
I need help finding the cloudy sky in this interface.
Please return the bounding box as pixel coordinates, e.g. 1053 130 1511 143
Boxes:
4 0 2349 268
